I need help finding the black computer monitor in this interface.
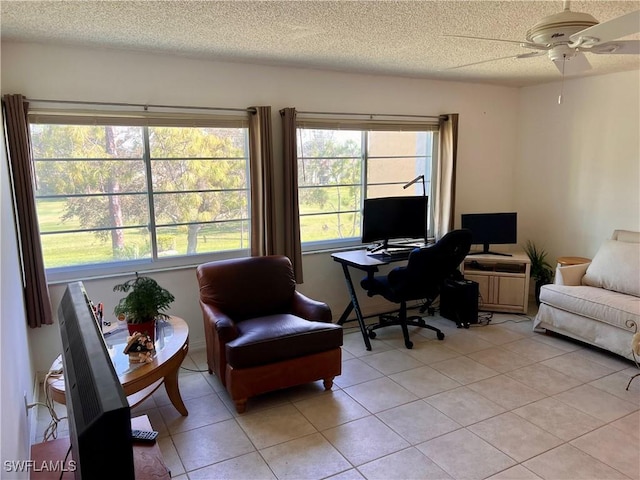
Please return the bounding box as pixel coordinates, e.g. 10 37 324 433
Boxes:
361 196 428 250
57 282 135 479
461 212 517 256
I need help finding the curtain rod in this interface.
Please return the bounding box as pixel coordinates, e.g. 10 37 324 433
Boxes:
289 109 446 120
25 98 256 114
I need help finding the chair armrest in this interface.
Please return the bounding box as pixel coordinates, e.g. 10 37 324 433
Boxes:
291 291 332 323
200 302 239 343
554 262 591 286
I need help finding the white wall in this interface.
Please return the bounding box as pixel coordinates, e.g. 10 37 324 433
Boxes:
1 120 37 475
516 70 640 260
2 41 520 374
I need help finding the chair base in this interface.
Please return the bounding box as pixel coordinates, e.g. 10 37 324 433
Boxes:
367 310 445 349
225 348 342 413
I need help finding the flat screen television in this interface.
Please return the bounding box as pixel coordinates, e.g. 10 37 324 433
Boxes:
57 281 135 479
361 196 428 251
461 212 517 256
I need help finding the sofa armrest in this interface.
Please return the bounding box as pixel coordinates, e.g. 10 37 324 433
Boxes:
554 262 591 286
200 302 239 343
291 291 332 323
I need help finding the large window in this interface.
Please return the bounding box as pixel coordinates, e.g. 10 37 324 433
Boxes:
297 125 437 250
29 117 250 279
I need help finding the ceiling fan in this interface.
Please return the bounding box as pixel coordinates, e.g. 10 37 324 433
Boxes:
447 1 640 76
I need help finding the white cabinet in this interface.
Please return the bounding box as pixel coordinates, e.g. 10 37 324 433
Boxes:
461 253 531 314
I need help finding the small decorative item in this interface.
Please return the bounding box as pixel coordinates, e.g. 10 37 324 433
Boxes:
113 273 175 344
123 332 155 363
626 320 639 390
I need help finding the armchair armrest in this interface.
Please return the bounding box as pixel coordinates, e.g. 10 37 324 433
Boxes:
200 302 239 343
554 262 591 286
291 291 332 323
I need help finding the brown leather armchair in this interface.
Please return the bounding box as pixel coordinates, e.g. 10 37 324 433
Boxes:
197 255 343 413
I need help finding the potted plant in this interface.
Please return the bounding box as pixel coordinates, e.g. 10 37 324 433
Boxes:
113 274 175 342
523 240 554 305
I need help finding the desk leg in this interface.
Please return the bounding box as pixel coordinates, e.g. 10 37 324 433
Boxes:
339 263 372 351
164 369 188 416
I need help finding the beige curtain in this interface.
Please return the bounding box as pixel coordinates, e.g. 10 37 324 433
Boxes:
248 106 277 256
280 108 303 283
2 94 53 327
433 113 459 238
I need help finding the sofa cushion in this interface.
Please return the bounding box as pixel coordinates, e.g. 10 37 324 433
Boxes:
539 284 640 331
226 314 343 369
582 239 640 297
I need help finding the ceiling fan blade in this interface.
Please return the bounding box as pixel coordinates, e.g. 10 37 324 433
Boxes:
588 40 640 55
444 54 526 71
517 51 546 59
443 34 537 47
552 52 592 75
570 10 640 45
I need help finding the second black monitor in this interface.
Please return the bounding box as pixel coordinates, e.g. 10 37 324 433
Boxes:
461 212 517 256
362 196 428 247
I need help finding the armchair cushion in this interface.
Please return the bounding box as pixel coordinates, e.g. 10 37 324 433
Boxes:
555 262 590 286
582 239 640 297
226 314 343 369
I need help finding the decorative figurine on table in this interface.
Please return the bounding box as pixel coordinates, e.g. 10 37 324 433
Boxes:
123 332 155 363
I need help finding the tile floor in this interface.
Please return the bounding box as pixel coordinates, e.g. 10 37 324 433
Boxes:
36 313 640 480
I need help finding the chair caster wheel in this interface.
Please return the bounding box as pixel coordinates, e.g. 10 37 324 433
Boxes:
436 332 445 340
427 307 435 316
418 320 426 327
368 331 377 339
405 341 413 349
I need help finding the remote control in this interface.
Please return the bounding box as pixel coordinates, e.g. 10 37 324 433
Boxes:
131 429 158 444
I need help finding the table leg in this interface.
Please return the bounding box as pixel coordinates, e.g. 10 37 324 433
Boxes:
164 369 188 416
339 263 372 351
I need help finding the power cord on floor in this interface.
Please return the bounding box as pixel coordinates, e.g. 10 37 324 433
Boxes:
33 369 68 441
180 366 209 373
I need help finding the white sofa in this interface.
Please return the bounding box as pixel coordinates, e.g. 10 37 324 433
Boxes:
534 230 640 361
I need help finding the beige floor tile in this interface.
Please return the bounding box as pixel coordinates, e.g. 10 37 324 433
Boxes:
431 356 499 385
389 365 461 398
571 424 640 479
405 342 461 364
294 390 370 431
377 400 461 445
342 331 393 358
187 451 276 480
437 331 495 354
590 370 640 404
467 346 536 373
467 375 545 410
202 371 226 393
513 397 604 441
236 403 316 449
470 324 525 345
542 351 616 382
358 447 453 480
326 469 366 480
171 419 255 472
144 407 169 438
334 358 384 388
501 338 566 362
573 346 636 371
501 319 538 337
323 416 410 466
157 436 185 476
553 384 638 422
152 373 216 406
530 332 584 352
485 464 543 479
360 349 425 375
417 428 516 480
375 326 434 349
159 392 233 434
523 444 629 480
505 363 583 396
344 377 418 413
468 412 563 462
610 410 640 440
424 386 506 426
261 432 351 480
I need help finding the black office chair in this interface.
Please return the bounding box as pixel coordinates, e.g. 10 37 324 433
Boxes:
360 229 473 349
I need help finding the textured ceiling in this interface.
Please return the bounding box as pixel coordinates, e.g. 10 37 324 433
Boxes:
1 0 639 87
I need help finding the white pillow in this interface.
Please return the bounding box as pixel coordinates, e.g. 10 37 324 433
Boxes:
582 239 640 297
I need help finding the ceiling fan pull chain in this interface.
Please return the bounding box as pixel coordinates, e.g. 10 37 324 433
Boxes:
558 54 566 105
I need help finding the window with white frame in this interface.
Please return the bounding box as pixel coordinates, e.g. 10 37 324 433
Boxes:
29 114 250 279
296 121 438 250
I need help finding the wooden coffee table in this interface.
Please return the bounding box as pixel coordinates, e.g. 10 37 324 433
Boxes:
47 315 189 416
